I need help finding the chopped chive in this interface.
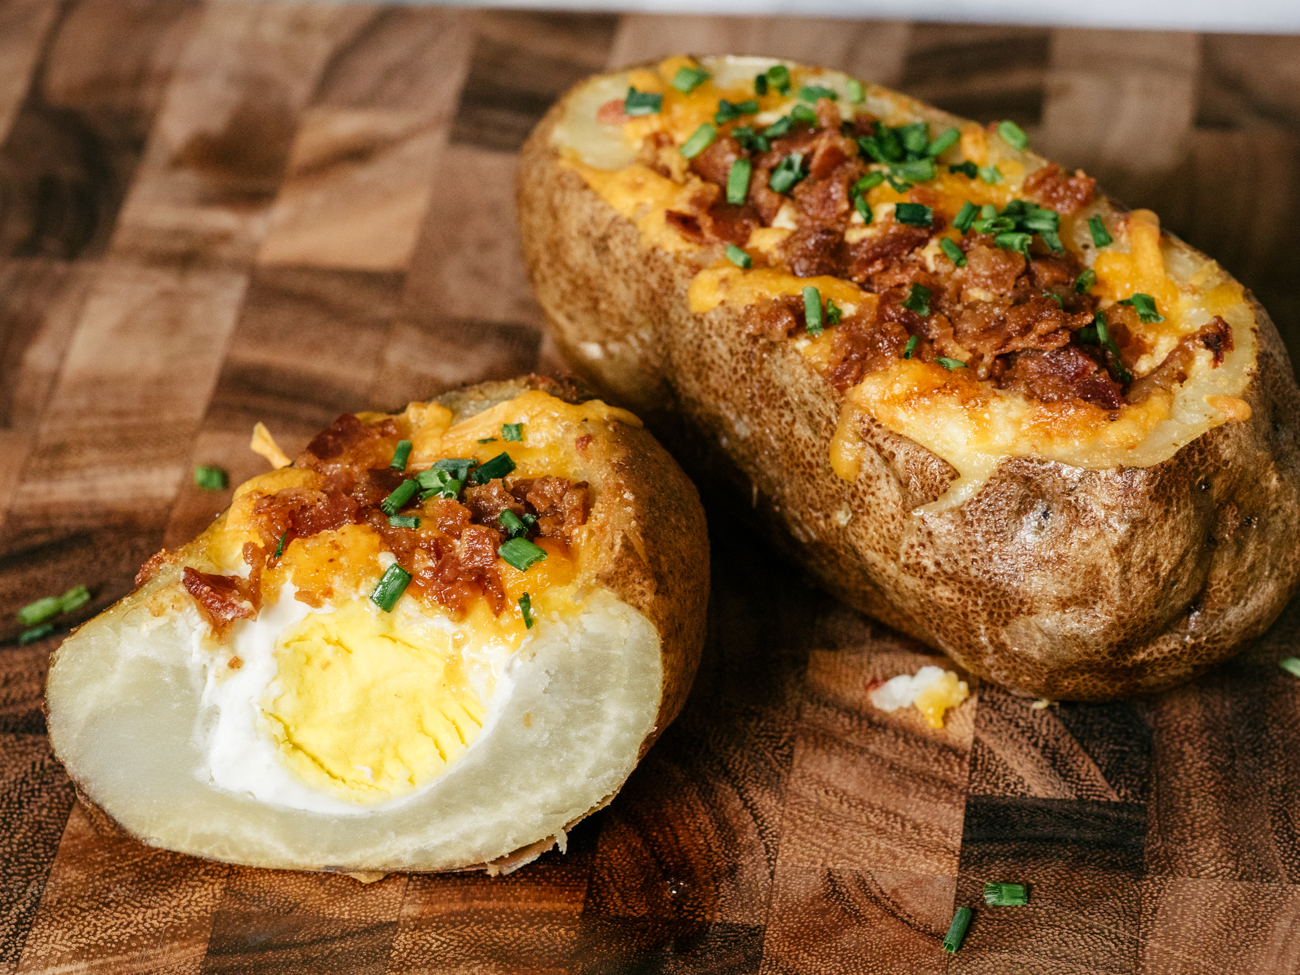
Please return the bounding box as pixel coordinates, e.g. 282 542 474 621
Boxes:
803 286 824 336
997 119 1029 151
766 65 791 94
903 335 920 359
894 202 933 227
1281 657 1300 678
501 423 524 442
791 103 818 124
19 623 54 645
972 214 1015 234
416 468 462 499
798 84 838 103
370 563 411 612
1119 292 1165 323
732 126 769 153
17 596 61 627
768 152 806 194
901 283 932 317
672 65 709 93
477 438 496 444
852 171 885 196
714 98 759 124
380 479 419 516
498 509 529 538
762 115 793 139
622 87 662 116
432 457 473 481
1039 229 1065 252
943 907 973 953
1088 214 1113 247
389 439 413 470
949 161 979 178
995 231 1033 257
891 122 927 158
726 157 752 206
847 78 865 103
1022 206 1060 232
952 200 978 233
725 243 752 268
59 585 90 614
927 127 960 157
1045 292 1064 306
388 514 421 529
519 593 536 629
886 174 912 193
193 465 228 491
940 238 967 267
936 357 967 369
680 123 717 159
892 158 937 182
1075 268 1097 294
754 73 768 96
984 882 1029 906
978 165 1003 185
499 537 548 572
854 193 873 223
274 530 288 559
469 452 516 485
826 299 843 327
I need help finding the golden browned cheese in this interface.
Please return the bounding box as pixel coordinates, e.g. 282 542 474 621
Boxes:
517 56 1300 699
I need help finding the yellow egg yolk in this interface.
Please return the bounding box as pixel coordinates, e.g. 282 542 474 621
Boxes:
913 671 970 730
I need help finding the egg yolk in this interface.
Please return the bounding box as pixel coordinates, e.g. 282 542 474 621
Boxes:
264 600 487 803
913 671 970 730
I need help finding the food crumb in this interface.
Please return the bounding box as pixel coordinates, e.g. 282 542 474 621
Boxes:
869 665 969 729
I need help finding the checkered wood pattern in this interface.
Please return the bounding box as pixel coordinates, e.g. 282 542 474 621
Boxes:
2 4 1299 972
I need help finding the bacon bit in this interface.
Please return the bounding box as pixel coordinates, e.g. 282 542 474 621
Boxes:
228 656 243 670
297 413 399 473
1022 163 1096 216
182 567 259 634
574 433 593 455
1002 346 1122 410
1200 315 1233 365
134 549 172 588
785 227 847 278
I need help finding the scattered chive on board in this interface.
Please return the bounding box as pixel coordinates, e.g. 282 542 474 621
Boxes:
984 882 1029 906
943 907 973 953
1280 657 1300 678
193 465 228 491
19 624 54 645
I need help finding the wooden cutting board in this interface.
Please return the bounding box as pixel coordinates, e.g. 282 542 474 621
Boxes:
2 3 1299 972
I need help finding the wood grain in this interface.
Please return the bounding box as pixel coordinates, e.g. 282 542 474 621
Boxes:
2 5 1300 972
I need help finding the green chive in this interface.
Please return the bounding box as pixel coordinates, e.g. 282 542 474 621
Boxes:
997 119 1029 151
940 238 967 267
892 159 937 182
1045 292 1064 306
388 514 421 529
622 88 662 116
901 283 932 317
501 423 524 442
194 465 228 491
766 65 791 95
763 115 793 139
886 174 912 193
949 161 978 178
19 623 54 645
896 122 929 158
768 152 805 194
847 79 865 103
936 357 966 369
470 452 515 485
672 65 709 93
17 596 61 627
953 200 978 233
725 244 752 268
370 564 411 612
498 510 529 538
852 171 885 196
732 126 770 153
803 286 823 336
754 74 768 96
433 458 473 480
826 299 843 327
1280 657 1300 678
1119 293 1165 323
499 537 548 572
389 439 413 470
727 157 752 206
943 907 973 953
984 882 1029 906
519 593 536 629
59 585 90 614
274 530 288 559
714 99 759 124
798 84 838 103
854 193 872 223
380 479 418 516
1040 229 1065 252
477 438 496 444
894 203 933 227
1075 269 1097 294
927 127 960 157
416 468 462 499
791 104 817 124
903 335 920 359
978 165 1003 185
1089 215 1113 247
680 123 717 159
995 231 1033 257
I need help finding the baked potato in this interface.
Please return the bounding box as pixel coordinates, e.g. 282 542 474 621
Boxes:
45 376 709 873
517 55 1300 700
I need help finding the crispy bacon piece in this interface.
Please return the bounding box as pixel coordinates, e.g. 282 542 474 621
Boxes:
846 225 933 284
182 568 260 634
1127 317 1234 404
298 413 400 473
513 477 590 541
825 314 912 391
1002 346 1123 410
784 227 847 278
1022 163 1096 216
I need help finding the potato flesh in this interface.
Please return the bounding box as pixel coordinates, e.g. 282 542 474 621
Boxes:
46 566 661 872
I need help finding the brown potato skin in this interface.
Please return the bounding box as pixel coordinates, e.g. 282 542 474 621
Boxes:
517 95 1300 701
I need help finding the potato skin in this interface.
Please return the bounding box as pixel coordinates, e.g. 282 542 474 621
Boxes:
518 98 1300 700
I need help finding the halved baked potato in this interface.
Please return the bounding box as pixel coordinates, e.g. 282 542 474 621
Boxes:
517 55 1300 700
46 376 709 873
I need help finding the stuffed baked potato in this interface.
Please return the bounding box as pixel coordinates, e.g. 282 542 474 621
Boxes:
517 55 1300 700
46 376 708 873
